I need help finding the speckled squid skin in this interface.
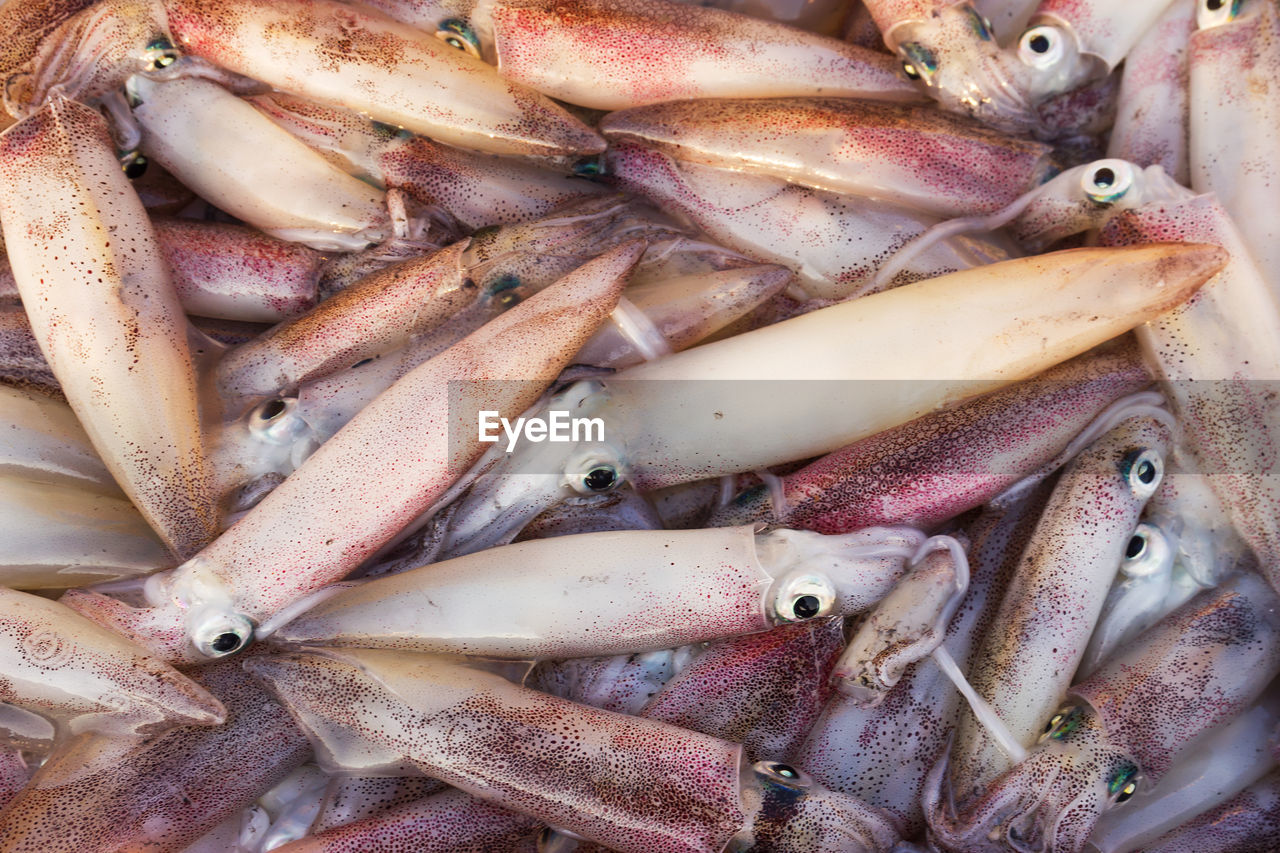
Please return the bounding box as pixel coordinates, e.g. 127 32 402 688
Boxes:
248 91 609 231
271 788 542 853
0 98 218 559
212 240 478 403
162 0 604 157
604 141 1018 301
1098 195 1280 600
1107 0 1194 184
927 570 1280 853
0 0 97 96
797 491 1046 836
65 242 639 664
247 649 752 853
1189 0 1280 299
641 618 847 763
1142 768 1280 853
0 587 224 735
600 98 1054 219
474 0 920 110
0 654 310 853
951 415 1171 793
310 776 448 834
1032 0 1180 69
707 341 1150 532
0 306 59 398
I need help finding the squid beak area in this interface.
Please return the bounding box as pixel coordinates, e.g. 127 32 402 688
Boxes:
924 750 1049 853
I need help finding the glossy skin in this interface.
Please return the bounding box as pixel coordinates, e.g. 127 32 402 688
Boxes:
0 97 218 559
0 655 310 853
926 570 1280 852
1142 768 1280 853
247 649 902 853
162 0 604 156
437 243 1222 555
65 243 638 664
708 341 1151 532
471 0 920 109
600 97 1054 219
951 415 1171 794
273 525 926 658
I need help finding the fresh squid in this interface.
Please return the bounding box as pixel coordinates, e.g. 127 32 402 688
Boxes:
433 243 1222 557
272 525 930 658
707 340 1151 532
161 0 604 156
1139 767 1280 852
925 569 1280 852
0 96 218 558
247 648 903 853
64 242 638 663
600 97 1055 219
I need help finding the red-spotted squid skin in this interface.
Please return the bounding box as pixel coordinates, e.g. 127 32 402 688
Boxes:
0 96 219 559
709 340 1150 532
1142 767 1280 853
161 0 605 157
926 570 1280 853
0 652 310 853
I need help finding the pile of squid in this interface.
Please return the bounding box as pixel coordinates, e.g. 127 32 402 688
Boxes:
1 0 1279 848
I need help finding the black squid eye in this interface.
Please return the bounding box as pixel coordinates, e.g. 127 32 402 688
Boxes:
792 595 820 619
582 465 617 492
210 632 242 654
258 398 288 421
1125 533 1146 559
122 154 148 179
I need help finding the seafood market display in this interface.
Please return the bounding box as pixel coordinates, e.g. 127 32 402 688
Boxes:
0 0 1277 849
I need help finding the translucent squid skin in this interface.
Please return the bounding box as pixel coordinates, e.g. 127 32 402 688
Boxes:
604 141 1019 301
64 244 638 665
707 341 1151 532
0 307 60 398
1106 0 1195 184
160 0 604 157
1141 768 1280 853
272 525 927 659
1188 0 1280 297
0 587 224 735
248 91 609 231
0 384 116 493
468 0 921 110
925 570 1280 853
128 74 397 253
950 415 1172 794
309 775 448 835
797 490 1047 837
599 97 1055 219
0 655 311 853
246 649 902 853
0 97 219 559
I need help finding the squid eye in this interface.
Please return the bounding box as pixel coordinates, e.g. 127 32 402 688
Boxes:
755 761 812 787
121 153 148 179
1081 160 1135 203
1120 523 1172 579
1041 706 1085 741
257 398 288 422
773 574 836 622
568 455 626 496
1018 25 1066 70
1107 763 1142 805
900 43 938 83
249 397 307 446
1043 712 1065 734
1119 448 1164 499
581 465 617 492
142 36 179 71
435 19 481 58
192 612 254 658
487 273 523 309
964 6 995 40
1198 0 1240 28
572 157 603 177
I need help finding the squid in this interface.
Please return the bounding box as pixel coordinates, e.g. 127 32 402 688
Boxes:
310 776 447 834
0 654 310 852
247 648 903 853
530 646 699 717
0 219 322 323
925 569 1280 852
0 306 60 398
599 98 1056 219
707 340 1151 532
454 0 917 109
272 525 931 659
1188 0 1280 296
432 243 1223 558
248 91 609 231
0 586 225 736
64 242 638 663
0 96 218 558
1139 768 1280 852
949 413 1172 795
604 141 1020 301
161 0 604 157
